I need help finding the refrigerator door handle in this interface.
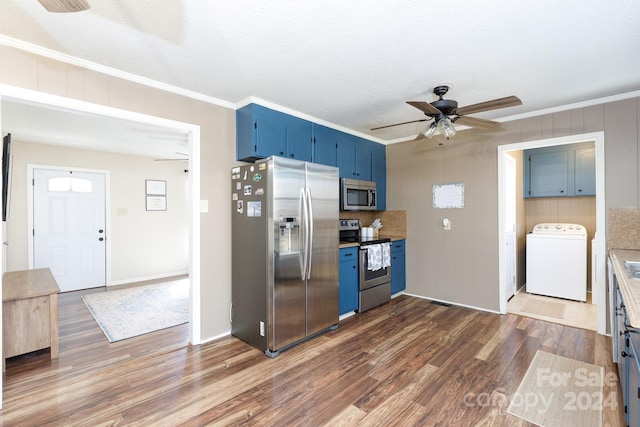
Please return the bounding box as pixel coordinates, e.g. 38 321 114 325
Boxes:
306 187 314 280
300 187 309 280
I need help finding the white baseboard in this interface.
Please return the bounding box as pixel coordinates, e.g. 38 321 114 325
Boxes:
108 270 189 287
403 292 502 315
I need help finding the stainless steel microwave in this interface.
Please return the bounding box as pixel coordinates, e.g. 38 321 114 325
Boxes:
341 178 377 211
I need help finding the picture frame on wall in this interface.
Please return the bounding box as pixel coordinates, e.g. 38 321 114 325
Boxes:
146 195 167 211
146 179 166 195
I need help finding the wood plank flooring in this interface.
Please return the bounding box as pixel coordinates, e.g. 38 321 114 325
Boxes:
1 290 626 426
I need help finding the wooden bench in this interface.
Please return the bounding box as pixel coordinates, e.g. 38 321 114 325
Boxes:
3 268 60 370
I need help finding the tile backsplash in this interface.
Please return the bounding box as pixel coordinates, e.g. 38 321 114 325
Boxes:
608 208 640 250
339 210 407 239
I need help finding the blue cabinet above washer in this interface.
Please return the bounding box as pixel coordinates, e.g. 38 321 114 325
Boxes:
524 142 595 198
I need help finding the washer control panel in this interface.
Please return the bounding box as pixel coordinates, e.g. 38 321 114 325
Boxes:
532 223 586 235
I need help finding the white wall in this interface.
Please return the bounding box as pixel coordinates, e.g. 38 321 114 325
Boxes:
6 140 189 284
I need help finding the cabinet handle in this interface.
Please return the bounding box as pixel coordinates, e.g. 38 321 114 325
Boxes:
578 189 582 192
622 351 628 358
352 265 356 269
560 190 564 193
279 151 284 155
344 253 353 257
290 154 295 157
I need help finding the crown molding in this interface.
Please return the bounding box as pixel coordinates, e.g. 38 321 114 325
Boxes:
0 35 235 109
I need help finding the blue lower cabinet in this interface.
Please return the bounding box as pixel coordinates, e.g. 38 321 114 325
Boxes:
390 240 406 295
339 247 358 315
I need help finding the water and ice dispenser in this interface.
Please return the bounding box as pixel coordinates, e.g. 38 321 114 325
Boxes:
278 216 300 255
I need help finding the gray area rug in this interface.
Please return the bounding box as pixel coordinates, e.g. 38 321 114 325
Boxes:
508 350 603 427
82 279 189 342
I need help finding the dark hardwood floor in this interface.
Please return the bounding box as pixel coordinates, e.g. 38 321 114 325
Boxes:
1 290 625 426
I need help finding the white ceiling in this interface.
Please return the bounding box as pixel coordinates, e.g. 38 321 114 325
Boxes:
1 0 640 153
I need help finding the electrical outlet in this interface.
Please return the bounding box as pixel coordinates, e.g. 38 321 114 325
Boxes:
259 321 265 337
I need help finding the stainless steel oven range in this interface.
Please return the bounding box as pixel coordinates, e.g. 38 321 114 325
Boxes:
358 238 392 312
339 219 392 312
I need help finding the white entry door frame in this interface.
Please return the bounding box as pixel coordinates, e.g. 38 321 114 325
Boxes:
497 131 606 334
27 164 111 291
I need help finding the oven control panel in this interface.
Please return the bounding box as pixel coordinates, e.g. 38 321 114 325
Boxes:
339 219 360 231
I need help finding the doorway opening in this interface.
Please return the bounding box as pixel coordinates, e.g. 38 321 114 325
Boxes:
0 86 201 343
497 131 606 334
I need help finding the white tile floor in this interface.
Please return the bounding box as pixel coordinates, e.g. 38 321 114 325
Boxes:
507 289 598 331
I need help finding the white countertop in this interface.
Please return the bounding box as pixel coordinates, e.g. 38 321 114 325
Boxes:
610 249 640 328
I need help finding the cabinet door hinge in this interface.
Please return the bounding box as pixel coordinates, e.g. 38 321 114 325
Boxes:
32 229 35 237
637 387 640 399
254 122 257 129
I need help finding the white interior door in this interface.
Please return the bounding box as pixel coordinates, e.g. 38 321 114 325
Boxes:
503 154 517 300
33 168 106 292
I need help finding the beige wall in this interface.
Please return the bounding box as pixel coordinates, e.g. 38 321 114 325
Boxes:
0 45 236 342
388 99 639 312
6 140 189 283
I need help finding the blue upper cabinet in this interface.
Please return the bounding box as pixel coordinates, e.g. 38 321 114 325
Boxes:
284 113 313 161
526 149 568 197
312 124 338 167
524 142 595 198
371 143 386 211
337 134 357 178
337 135 377 181
236 104 312 162
574 147 596 196
237 103 387 210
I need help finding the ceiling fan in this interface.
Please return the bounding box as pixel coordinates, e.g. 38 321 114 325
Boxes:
372 85 522 140
37 0 90 13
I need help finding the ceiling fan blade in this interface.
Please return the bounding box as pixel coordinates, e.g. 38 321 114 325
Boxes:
371 118 427 131
37 0 90 13
455 96 522 116
455 116 503 130
407 101 442 116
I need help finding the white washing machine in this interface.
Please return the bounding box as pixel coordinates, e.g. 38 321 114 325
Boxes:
526 223 587 302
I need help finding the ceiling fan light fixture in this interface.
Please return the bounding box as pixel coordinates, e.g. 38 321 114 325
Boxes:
438 117 456 139
422 122 437 139
37 0 91 13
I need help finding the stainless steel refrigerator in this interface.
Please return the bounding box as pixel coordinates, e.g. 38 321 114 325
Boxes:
231 156 339 357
